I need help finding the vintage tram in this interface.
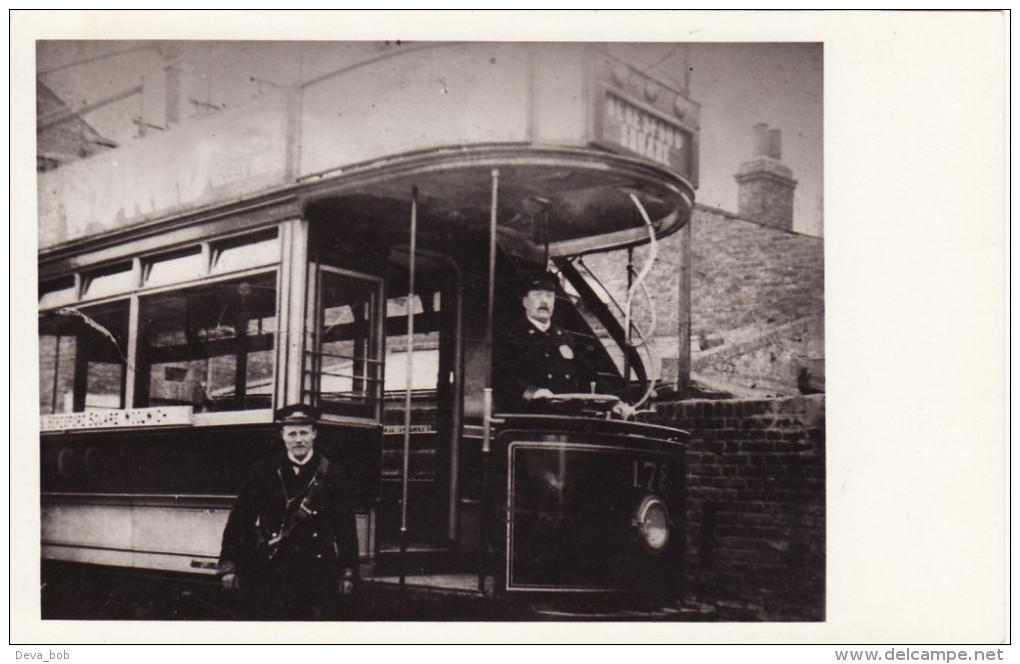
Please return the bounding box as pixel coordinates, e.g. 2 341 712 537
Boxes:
36 43 699 617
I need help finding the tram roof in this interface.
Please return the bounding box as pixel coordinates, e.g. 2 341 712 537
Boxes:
38 43 699 258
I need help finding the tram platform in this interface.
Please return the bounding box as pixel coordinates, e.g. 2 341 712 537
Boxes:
41 561 714 622
366 573 485 594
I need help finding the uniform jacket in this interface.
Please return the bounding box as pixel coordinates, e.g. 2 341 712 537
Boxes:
494 316 599 412
218 451 359 598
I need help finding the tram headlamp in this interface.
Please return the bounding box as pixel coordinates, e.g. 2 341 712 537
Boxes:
633 496 670 553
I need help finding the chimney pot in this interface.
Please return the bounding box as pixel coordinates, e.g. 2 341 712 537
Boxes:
736 124 797 230
768 129 782 160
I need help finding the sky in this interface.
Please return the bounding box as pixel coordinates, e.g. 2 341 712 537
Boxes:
37 40 823 236
686 43 823 235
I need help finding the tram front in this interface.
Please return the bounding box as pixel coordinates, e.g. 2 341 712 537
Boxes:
480 252 690 601
429 152 694 601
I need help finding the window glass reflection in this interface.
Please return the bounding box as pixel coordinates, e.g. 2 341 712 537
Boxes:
38 301 129 414
139 273 277 412
305 269 381 419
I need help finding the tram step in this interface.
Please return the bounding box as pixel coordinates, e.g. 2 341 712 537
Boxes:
372 546 479 577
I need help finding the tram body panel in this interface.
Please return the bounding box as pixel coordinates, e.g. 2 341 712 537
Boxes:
37 91 296 250
477 416 687 595
300 44 534 176
503 437 685 593
42 495 228 574
39 421 381 576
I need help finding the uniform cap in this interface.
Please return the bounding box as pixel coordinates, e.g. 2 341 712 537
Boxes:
274 404 320 425
523 271 559 295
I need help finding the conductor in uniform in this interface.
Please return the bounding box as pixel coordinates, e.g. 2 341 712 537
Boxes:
495 271 636 418
217 404 359 617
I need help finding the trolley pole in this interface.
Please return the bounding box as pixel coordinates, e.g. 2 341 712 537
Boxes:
479 168 499 594
399 186 419 589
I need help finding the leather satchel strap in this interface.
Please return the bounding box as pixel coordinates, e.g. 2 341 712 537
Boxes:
274 455 332 542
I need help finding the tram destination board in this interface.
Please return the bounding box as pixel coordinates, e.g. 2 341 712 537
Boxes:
594 92 694 178
588 52 700 185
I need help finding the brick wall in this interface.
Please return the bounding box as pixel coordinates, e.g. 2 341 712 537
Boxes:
649 394 825 621
690 206 823 337
584 203 824 395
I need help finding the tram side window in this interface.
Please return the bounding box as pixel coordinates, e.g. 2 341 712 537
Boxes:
38 301 130 414
137 273 277 412
305 269 382 419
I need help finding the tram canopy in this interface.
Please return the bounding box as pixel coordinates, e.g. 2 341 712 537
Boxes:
303 147 694 258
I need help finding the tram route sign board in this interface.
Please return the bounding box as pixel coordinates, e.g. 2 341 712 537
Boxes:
593 89 696 182
588 52 700 185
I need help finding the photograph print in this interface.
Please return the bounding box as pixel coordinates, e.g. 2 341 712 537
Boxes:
35 37 824 623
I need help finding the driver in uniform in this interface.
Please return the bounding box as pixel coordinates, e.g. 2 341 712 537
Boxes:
495 271 635 418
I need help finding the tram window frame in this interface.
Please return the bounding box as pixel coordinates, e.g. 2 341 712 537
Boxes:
304 264 384 421
383 291 444 393
39 275 78 309
143 245 208 289
38 299 131 415
135 270 279 414
81 262 136 301
210 229 280 275
37 225 289 424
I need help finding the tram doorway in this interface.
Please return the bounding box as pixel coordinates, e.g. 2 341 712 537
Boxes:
377 249 462 555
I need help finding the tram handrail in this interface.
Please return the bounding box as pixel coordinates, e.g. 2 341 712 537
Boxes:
624 192 659 409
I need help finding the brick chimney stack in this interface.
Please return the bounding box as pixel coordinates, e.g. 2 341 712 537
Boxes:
735 123 798 230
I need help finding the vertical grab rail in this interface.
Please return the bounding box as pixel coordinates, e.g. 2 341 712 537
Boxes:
479 168 499 594
399 186 419 589
623 247 634 403
484 169 499 438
